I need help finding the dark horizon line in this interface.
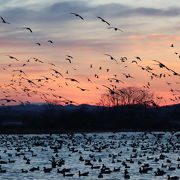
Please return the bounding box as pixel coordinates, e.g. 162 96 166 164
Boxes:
0 102 179 107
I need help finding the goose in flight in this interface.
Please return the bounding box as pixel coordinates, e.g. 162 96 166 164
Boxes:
22 78 38 86
66 55 73 63
120 57 128 62
32 78 45 82
50 69 63 77
87 78 92 83
6 55 19 61
1 17 10 24
132 60 138 64
13 70 27 76
97 16 110 26
48 40 53 44
108 78 124 83
102 85 119 95
33 58 44 63
104 54 118 63
23 27 32 33
0 99 16 102
66 55 73 58
122 73 134 78
65 58 72 63
35 43 41 46
65 78 80 83
145 66 153 71
108 27 123 32
170 69 180 76
135 57 142 61
70 13 84 20
42 76 54 81
153 60 171 71
48 63 55 66
77 86 89 91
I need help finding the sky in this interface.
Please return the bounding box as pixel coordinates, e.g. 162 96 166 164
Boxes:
0 0 180 106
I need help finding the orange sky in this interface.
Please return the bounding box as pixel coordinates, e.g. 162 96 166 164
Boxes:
0 0 180 106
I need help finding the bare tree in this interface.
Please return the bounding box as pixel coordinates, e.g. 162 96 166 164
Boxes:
98 86 157 107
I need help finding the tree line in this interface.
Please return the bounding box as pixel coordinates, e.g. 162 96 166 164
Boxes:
0 86 179 133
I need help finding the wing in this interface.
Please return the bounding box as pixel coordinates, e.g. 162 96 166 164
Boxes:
1 17 5 21
104 54 111 57
78 15 84 20
104 20 110 26
28 28 32 33
117 28 123 32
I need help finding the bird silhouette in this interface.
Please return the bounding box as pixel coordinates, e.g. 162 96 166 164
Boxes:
0 99 16 102
97 16 110 26
135 57 142 61
48 63 55 66
70 13 84 20
108 78 124 83
35 43 41 46
33 78 45 82
122 73 134 78
13 70 27 76
1 17 10 24
33 58 44 63
104 54 118 63
102 85 119 95
77 86 89 91
50 69 63 77
72 67 77 70
22 77 38 86
153 60 171 71
48 40 53 44
66 55 73 58
108 27 123 32
87 78 92 83
65 58 72 63
6 55 19 61
23 27 32 33
65 78 80 83
132 60 138 64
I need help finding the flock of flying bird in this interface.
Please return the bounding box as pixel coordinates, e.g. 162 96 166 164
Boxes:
0 13 180 106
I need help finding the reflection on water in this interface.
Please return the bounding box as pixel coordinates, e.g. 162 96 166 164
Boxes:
0 132 179 180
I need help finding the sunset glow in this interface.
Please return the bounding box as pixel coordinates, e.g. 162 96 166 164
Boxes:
0 0 180 106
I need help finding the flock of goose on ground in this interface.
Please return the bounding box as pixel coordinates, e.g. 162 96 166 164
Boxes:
0 132 179 179
0 12 180 106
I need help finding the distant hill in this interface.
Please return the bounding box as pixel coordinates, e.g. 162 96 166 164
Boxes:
0 103 105 112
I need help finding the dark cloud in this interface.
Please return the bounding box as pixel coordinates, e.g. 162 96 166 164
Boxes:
1 1 180 49
1 8 36 24
118 7 180 17
1 1 91 24
2 1 180 26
